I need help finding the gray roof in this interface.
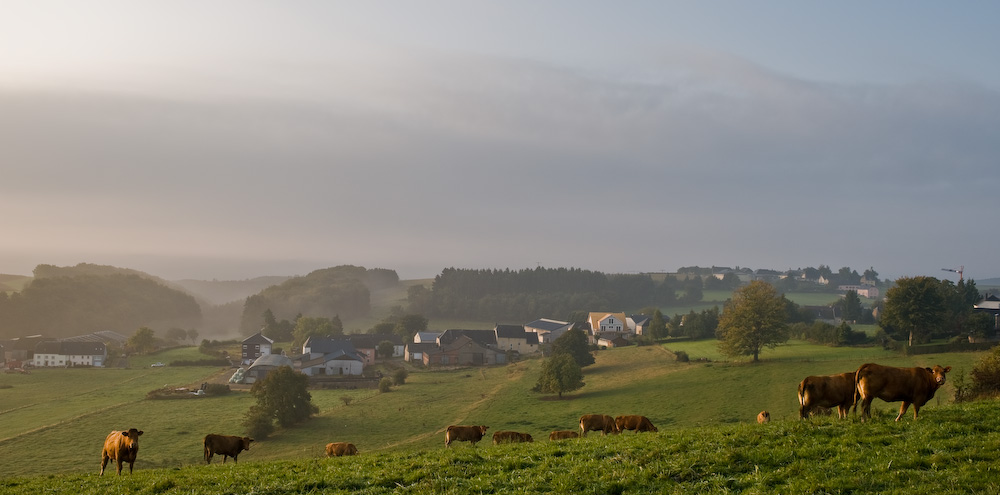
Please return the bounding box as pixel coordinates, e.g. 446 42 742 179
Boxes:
303 336 359 355
495 324 526 338
525 319 571 332
439 329 496 348
35 340 106 356
248 354 294 369
242 332 274 345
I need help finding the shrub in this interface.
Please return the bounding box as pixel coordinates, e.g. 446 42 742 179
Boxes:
970 347 1000 398
378 377 393 393
674 350 690 363
242 405 275 439
340 396 353 406
392 368 408 386
203 383 231 396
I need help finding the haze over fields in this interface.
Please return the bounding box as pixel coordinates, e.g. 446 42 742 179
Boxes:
2 2 999 282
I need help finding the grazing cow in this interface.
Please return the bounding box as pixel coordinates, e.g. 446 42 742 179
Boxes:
579 414 619 436
325 442 358 457
757 411 770 423
100 428 143 476
615 415 657 433
549 430 579 441
204 434 254 464
798 372 857 419
492 431 533 444
855 363 952 421
444 425 489 447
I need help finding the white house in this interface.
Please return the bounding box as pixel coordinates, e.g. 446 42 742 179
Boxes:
33 341 107 367
524 319 574 344
299 336 365 376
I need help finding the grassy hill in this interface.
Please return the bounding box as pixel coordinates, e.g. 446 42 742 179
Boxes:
0 341 986 482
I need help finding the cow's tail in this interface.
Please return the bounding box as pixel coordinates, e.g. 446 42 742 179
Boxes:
203 437 210 463
852 365 866 416
797 380 809 419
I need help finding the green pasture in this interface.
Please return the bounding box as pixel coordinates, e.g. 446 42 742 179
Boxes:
5 399 1000 494
0 342 989 479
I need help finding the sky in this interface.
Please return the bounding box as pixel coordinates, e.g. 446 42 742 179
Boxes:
2 1 999 282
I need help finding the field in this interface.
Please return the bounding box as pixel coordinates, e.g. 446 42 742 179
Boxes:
0 339 988 485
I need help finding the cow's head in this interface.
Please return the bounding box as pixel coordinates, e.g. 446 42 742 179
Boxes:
926 365 952 386
478 426 489 434
121 428 143 451
241 437 254 450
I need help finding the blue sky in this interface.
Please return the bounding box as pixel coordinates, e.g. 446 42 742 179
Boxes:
1 1 998 282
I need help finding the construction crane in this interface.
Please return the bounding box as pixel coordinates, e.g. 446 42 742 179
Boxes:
942 266 964 282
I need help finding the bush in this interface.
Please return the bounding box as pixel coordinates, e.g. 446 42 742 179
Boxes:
969 347 1000 399
378 377 393 393
674 350 690 363
242 405 275 439
203 383 231 396
392 368 408 386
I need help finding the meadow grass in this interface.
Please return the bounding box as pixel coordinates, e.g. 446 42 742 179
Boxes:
3 399 1000 494
0 341 988 486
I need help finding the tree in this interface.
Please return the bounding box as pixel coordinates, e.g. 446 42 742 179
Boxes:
165 327 187 342
247 365 318 430
880 276 946 346
291 316 342 349
534 353 584 398
394 314 428 340
377 340 395 359
126 327 158 354
717 281 789 362
186 328 199 343
550 326 595 367
838 290 863 322
648 310 668 339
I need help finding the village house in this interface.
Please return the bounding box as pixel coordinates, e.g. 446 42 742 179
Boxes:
523 318 573 344
244 354 294 384
423 335 505 366
627 314 652 336
241 332 274 365
347 333 405 365
298 336 365 376
586 312 630 344
404 342 438 363
494 324 540 355
32 340 107 367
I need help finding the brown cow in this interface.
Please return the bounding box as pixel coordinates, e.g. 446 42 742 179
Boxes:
756 411 770 423
492 431 533 444
100 428 143 476
204 434 254 464
579 414 619 436
444 425 489 447
548 430 579 441
615 415 657 433
325 442 358 457
855 363 952 421
798 372 857 419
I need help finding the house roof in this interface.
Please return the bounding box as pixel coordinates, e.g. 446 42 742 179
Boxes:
587 312 628 332
629 314 651 326
36 340 106 356
495 324 527 338
438 329 496 348
414 332 442 343
303 336 359 356
524 319 571 332
61 331 129 345
248 354 294 370
439 335 496 354
242 332 274 345
347 333 403 349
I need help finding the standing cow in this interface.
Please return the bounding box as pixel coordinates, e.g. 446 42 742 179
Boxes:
204 434 254 464
444 425 489 447
615 415 657 433
798 372 857 419
854 363 952 421
579 414 619 436
100 428 143 476
325 442 358 457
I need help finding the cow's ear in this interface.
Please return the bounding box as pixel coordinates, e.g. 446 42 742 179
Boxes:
248 438 255 442
925 367 933 373
120 431 128 437
137 431 143 436
944 366 952 372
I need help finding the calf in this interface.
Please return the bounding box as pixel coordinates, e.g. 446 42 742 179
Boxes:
579 414 619 436
492 431 533 444
100 428 143 476
204 434 254 464
798 372 856 419
325 442 358 457
548 430 579 441
615 415 657 433
756 411 770 423
855 363 952 421
444 425 489 447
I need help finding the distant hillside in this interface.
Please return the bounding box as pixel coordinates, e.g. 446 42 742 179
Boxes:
172 276 292 305
0 273 32 292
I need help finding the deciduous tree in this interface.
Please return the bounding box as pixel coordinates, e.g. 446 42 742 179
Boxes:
247 365 317 429
550 326 595 367
880 276 946 346
717 281 789 362
534 353 584 398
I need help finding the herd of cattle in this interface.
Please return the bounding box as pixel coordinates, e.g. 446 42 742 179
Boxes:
98 362 950 475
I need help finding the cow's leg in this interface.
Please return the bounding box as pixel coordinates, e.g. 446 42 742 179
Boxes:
100 454 109 476
895 402 910 422
223 455 228 464
837 405 848 419
911 404 920 420
861 397 873 421
128 460 134 474
116 459 124 475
